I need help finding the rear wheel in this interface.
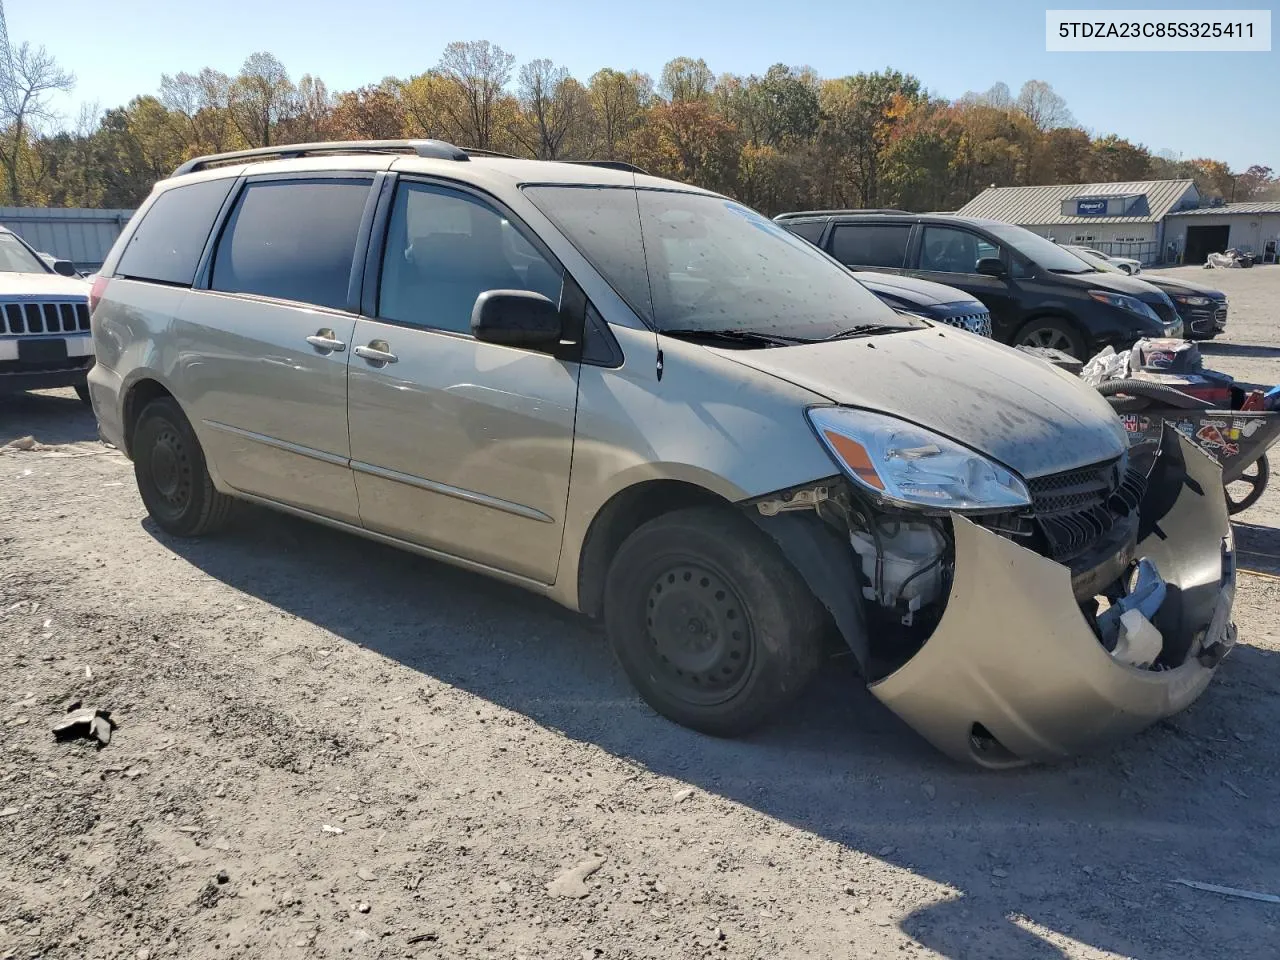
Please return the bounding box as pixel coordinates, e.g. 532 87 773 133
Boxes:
132 397 233 536
1016 318 1086 359
603 507 825 737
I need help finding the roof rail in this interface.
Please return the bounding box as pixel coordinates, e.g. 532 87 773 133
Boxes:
171 139 470 177
560 159 648 174
775 208 910 219
462 147 517 159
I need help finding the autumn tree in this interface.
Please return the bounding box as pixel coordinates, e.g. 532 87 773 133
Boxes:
436 41 517 149
328 83 405 141
587 68 650 160
229 52 297 148
659 57 714 102
1014 80 1074 131
514 59 589 160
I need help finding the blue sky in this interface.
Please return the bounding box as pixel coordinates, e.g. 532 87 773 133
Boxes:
10 0 1278 171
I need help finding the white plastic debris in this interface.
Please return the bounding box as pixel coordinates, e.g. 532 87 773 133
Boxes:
1112 610 1163 669
1081 346 1130 386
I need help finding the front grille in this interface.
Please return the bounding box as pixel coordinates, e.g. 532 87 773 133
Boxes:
1026 459 1147 562
0 300 91 336
1028 459 1120 516
1214 303 1228 326
937 311 992 338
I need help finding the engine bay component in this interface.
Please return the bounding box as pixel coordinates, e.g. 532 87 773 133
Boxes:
849 519 948 624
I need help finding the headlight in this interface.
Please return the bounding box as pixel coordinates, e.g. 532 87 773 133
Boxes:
807 407 1032 511
1173 294 1211 306
1088 290 1160 322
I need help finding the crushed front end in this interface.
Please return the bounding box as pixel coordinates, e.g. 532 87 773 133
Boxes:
750 424 1236 767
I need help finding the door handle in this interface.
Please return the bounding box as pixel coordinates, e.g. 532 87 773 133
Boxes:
306 329 346 352
354 341 398 365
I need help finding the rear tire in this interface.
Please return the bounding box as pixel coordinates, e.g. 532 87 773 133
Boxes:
603 507 825 737
1016 318 1086 359
132 397 233 537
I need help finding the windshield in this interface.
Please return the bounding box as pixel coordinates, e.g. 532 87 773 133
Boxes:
524 185 916 340
983 222 1098 274
0 232 50 274
1065 246 1125 274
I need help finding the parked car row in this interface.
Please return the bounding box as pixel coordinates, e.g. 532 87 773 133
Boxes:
73 139 1236 768
774 210 1229 354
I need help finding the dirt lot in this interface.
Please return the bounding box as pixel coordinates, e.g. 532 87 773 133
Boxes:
2 264 1279 960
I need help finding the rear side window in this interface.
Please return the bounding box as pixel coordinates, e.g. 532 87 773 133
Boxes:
523 185 654 322
115 178 235 285
211 179 371 310
784 220 827 246
830 224 911 268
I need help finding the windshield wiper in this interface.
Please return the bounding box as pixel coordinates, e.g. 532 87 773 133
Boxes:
660 328 814 347
823 323 912 341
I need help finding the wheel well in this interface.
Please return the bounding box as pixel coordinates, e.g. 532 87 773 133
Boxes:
1015 311 1087 346
576 480 730 619
122 379 175 457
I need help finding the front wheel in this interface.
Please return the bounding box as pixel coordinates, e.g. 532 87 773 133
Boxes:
1015 318 1086 359
132 397 233 537
603 507 825 737
1226 455 1269 516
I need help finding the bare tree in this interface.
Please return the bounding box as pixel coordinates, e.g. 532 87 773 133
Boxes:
0 42 75 203
1015 80 1074 131
436 40 516 149
515 59 588 159
160 68 237 154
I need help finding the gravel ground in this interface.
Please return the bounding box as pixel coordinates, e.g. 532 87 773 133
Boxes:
2 265 1279 960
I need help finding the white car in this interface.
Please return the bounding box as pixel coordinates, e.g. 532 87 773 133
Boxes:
0 227 95 402
1064 245 1142 275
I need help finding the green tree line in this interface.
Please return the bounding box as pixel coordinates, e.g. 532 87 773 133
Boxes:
3 40 1277 212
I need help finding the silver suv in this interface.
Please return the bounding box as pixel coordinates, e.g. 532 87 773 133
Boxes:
88 140 1236 766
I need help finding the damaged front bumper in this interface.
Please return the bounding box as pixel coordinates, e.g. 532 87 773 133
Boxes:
869 429 1236 767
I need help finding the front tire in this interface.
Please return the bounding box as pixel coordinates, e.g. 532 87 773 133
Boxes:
603 507 825 737
74 383 91 406
132 397 233 537
1015 318 1086 359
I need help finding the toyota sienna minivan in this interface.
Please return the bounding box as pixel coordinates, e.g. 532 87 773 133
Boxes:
87 140 1236 767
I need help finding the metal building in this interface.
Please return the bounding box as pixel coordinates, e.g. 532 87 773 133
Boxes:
1163 202 1280 265
957 180 1200 265
0 207 135 272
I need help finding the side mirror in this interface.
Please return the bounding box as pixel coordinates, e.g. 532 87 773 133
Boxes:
52 259 78 277
975 257 1007 278
471 290 562 349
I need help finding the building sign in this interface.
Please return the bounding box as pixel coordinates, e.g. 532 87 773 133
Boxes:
1075 198 1109 216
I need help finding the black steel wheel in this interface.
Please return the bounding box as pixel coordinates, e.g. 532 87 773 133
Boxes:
1015 318 1085 359
1226 455 1269 516
132 397 233 536
603 507 825 737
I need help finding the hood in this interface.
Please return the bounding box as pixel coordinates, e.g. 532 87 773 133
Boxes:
1052 268 1168 300
0 271 91 300
1140 275 1226 300
851 271 978 308
715 328 1127 479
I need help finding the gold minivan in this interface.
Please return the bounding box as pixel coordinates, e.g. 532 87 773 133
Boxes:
87 140 1236 767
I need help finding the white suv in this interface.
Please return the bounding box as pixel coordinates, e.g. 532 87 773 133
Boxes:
0 227 94 402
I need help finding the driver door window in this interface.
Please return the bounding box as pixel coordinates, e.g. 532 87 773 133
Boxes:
920 226 1003 275
378 182 563 333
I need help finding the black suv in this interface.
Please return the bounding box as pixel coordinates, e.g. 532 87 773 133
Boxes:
776 211 1182 359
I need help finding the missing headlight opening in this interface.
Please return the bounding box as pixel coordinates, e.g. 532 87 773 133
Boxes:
754 445 1196 679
